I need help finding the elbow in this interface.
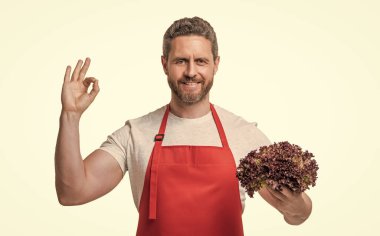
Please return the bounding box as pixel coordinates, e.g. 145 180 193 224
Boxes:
55 179 85 206
57 193 78 206
55 184 73 206
57 196 70 206
284 215 308 225
57 194 87 206
56 188 84 206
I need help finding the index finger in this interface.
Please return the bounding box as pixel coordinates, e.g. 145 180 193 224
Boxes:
280 186 298 199
266 186 286 202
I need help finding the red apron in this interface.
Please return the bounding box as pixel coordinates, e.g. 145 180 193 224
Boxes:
136 103 244 236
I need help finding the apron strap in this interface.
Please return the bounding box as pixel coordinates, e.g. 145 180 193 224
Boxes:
210 103 230 149
149 104 170 219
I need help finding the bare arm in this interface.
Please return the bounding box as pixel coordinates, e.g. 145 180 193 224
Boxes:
55 58 123 206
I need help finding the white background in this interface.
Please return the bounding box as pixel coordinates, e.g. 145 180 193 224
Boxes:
1 0 379 235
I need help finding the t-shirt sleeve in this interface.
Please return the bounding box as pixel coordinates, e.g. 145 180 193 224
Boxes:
251 122 272 148
98 122 131 175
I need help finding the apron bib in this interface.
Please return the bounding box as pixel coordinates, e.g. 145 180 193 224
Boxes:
136 103 244 236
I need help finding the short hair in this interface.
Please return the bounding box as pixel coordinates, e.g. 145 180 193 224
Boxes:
162 16 218 61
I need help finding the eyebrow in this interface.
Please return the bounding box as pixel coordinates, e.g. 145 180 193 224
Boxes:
171 57 188 62
171 57 210 62
196 57 210 62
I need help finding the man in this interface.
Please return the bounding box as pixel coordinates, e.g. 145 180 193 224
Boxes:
55 16 312 235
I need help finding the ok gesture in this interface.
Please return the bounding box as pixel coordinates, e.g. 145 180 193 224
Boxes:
61 57 99 116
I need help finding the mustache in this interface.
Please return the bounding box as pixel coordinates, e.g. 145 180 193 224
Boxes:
179 77 204 83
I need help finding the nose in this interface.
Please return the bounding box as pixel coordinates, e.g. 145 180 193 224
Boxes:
184 60 196 78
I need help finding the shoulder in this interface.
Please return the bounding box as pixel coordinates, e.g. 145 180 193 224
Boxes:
126 106 165 124
214 104 272 147
126 105 167 132
107 106 166 137
213 104 257 128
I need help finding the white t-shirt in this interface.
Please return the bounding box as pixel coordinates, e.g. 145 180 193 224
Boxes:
98 104 271 213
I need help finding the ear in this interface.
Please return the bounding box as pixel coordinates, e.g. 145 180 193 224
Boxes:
213 56 220 75
161 56 168 75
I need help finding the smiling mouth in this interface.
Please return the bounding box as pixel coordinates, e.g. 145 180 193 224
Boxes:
180 78 202 84
181 81 201 85
180 81 201 90
178 76 204 88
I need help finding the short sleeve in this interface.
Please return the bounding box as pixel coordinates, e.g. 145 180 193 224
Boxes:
98 123 131 175
250 122 272 148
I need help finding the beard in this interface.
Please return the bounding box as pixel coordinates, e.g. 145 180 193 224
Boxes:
167 76 213 105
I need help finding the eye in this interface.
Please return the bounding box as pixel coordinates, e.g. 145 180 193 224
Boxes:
196 59 207 65
175 59 186 64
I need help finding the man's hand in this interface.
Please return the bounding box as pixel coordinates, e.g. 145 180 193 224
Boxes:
61 57 99 117
259 185 312 225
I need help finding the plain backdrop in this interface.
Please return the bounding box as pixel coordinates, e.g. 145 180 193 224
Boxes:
1 0 379 235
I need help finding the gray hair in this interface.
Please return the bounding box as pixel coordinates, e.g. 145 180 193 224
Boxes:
163 16 218 60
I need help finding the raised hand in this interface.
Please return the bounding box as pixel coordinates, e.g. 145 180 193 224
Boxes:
61 57 99 116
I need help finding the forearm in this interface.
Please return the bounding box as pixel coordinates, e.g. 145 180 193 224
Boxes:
54 111 86 205
283 193 312 225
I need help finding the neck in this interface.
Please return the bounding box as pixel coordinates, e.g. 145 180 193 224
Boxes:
169 94 211 119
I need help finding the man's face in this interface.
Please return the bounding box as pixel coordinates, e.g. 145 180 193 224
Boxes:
162 35 220 105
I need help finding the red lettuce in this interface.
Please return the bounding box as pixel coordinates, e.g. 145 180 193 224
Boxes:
236 141 318 197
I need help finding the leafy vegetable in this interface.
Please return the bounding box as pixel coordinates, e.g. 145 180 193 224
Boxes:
236 141 318 197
